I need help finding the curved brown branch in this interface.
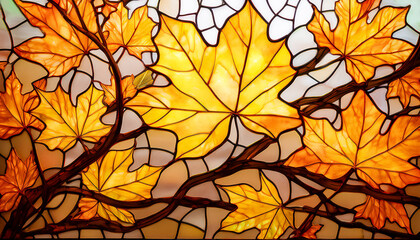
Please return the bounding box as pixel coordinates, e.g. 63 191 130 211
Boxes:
291 207 415 239
293 36 420 116
2 1 125 238
52 186 236 211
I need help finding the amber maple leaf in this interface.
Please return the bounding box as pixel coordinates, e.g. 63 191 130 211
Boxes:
285 90 420 189
101 75 137 106
308 0 414 83
77 148 162 223
32 85 111 151
14 0 98 76
0 73 43 139
387 67 420 107
219 173 294 239
355 196 412 233
0 150 38 212
127 3 301 158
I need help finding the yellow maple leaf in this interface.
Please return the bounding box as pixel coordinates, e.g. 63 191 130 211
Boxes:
220 173 294 239
0 73 43 139
285 91 420 189
308 0 414 83
14 0 98 76
103 2 156 59
387 67 420 107
0 150 38 212
32 85 111 151
78 148 162 223
127 3 301 159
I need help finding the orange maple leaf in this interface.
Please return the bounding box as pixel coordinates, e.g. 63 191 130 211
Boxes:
355 196 412 233
103 2 156 59
301 225 323 239
387 67 420 107
0 73 43 139
285 91 420 189
308 0 413 83
101 75 137 106
14 0 98 76
0 150 38 212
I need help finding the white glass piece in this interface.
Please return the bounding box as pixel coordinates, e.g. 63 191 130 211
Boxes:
11 21 43 46
279 5 295 20
369 88 389 113
309 61 340 82
263 170 290 203
225 0 245 10
323 11 338 30
280 75 317 102
201 27 219 45
292 49 317 67
118 50 145 77
179 0 199 15
251 0 275 21
78 55 93 76
130 149 149 171
287 26 317 55
1 0 27 28
64 141 84 167
268 0 287 13
61 70 75 93
202 0 223 7
380 118 392 135
183 208 206 230
126 0 147 18
372 66 394 80
278 130 302 160
393 26 419 45
235 117 264 146
70 72 91 105
388 98 403 115
178 14 195 22
148 7 160 22
311 108 337 123
269 16 293 40
316 53 340 68
212 5 236 29
197 8 214 30
295 0 313 26
0 20 11 50
204 141 234 170
121 109 143 134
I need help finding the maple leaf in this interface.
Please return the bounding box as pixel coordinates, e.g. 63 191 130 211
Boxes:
103 2 156 59
285 91 420 189
127 3 301 158
301 225 322 239
308 0 414 83
0 150 38 212
78 148 162 223
14 0 97 76
0 73 43 139
355 196 412 233
101 75 137 106
32 85 111 151
387 67 420 107
219 173 294 239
